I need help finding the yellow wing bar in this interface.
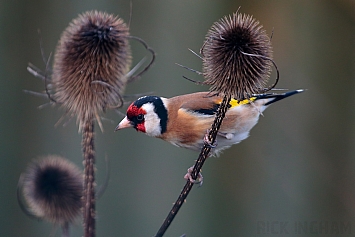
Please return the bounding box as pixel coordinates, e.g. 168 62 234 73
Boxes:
229 97 256 108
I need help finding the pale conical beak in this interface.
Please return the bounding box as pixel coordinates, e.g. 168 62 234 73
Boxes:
114 117 133 131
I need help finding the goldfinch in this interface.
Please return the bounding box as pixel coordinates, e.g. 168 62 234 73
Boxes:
115 89 304 155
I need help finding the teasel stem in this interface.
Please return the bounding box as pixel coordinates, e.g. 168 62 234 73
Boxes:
82 119 96 237
156 9 274 236
155 95 231 237
62 222 70 237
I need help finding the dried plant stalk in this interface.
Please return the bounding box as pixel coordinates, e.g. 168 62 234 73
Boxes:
156 10 273 236
155 95 231 237
82 120 96 237
51 11 132 237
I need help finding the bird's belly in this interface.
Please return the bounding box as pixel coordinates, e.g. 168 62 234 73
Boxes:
168 130 250 154
169 140 203 151
165 107 261 154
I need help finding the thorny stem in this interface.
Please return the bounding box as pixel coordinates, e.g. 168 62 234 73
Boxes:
61 222 69 237
155 95 231 237
82 120 96 237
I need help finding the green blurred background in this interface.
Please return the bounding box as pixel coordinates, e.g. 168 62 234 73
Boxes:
1 0 355 236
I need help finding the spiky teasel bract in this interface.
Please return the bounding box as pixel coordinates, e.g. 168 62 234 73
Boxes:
202 11 272 100
52 11 132 130
20 155 83 225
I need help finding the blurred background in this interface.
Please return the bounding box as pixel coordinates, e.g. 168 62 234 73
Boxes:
1 0 355 236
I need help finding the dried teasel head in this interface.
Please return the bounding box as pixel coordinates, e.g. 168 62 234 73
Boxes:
19 155 83 225
202 11 273 100
52 11 132 130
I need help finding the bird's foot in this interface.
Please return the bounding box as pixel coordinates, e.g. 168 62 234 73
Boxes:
203 130 217 148
184 166 203 186
218 131 234 140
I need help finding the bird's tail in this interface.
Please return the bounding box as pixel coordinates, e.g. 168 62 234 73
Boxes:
255 89 305 106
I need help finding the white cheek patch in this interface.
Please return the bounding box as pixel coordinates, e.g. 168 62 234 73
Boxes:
141 103 162 137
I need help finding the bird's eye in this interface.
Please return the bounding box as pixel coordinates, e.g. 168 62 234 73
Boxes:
137 114 144 121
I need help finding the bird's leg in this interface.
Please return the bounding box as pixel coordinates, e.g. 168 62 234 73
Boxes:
184 166 203 186
183 129 219 185
183 130 217 185
217 132 234 140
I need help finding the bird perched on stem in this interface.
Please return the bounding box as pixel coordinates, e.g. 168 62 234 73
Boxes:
115 89 303 157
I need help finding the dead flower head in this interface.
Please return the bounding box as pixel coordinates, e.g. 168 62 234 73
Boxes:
20 155 83 225
52 11 132 129
202 11 273 100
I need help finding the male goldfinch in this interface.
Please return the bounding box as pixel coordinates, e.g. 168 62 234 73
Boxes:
115 90 304 155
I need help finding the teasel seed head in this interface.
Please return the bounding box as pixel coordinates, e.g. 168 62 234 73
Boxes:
21 155 83 225
202 11 272 100
52 11 132 129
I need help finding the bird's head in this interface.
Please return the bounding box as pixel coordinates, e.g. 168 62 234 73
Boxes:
115 96 168 137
